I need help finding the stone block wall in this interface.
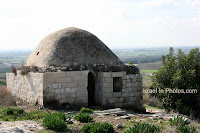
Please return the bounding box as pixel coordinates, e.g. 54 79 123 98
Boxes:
43 71 89 106
99 71 143 108
6 72 44 105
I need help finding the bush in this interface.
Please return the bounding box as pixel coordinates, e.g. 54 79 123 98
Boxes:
5 107 15 115
124 123 160 133
43 113 67 131
0 107 47 121
151 47 200 117
169 116 197 133
74 113 93 123
20 65 30 75
80 107 93 114
11 66 17 75
169 116 190 126
82 122 114 133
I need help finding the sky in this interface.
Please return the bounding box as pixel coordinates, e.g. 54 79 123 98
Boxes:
0 0 200 50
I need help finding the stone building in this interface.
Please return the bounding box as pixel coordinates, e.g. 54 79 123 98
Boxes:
6 27 144 109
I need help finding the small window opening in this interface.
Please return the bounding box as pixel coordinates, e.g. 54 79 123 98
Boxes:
37 52 39 55
113 77 122 92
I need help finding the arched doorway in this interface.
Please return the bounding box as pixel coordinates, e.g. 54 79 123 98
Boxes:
87 72 96 106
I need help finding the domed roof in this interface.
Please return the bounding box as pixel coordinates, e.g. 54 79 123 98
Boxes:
26 27 123 67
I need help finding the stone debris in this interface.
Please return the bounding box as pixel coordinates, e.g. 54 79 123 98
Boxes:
0 121 44 133
116 123 123 129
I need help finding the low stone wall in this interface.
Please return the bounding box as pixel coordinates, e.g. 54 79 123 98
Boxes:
99 72 143 108
6 72 44 105
43 71 89 106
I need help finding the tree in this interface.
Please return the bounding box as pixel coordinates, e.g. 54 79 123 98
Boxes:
151 47 200 117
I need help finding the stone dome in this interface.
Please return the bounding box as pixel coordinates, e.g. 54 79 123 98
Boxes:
26 27 123 67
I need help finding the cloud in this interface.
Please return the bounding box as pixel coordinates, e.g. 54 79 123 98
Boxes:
139 0 179 8
186 0 200 7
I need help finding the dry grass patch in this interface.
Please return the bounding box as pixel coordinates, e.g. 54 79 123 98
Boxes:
0 86 16 107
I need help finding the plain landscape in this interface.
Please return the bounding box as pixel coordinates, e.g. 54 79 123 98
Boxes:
0 47 200 133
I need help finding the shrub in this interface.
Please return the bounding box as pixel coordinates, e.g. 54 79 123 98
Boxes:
5 107 15 115
178 124 197 133
169 116 190 126
151 47 200 118
20 65 30 75
169 116 197 133
51 112 66 121
74 113 93 123
43 113 67 131
0 107 47 121
11 66 17 75
124 123 160 133
80 107 93 114
81 122 114 133
24 110 47 120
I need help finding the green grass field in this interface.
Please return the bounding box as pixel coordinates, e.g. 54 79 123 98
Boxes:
138 61 162 70
140 69 158 74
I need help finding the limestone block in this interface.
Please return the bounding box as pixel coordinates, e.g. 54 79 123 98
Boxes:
135 92 139 97
104 78 113 83
113 97 120 103
123 72 126 76
132 77 137 82
76 97 88 103
66 71 82 77
61 94 65 99
52 83 59 89
115 103 122 107
127 88 133 92
103 83 113 88
101 72 112 78
77 81 88 87
70 88 76 93
120 97 124 102
81 70 89 76
54 72 66 78
44 78 56 84
112 72 124 77
126 75 130 79
68 99 75 103
130 92 135 97
62 82 77 88
56 78 72 83
122 92 129 97
65 88 70 93
108 98 113 104
124 97 129 102
60 88 65 93
76 91 88 97
104 87 113 93
122 80 126 85
126 83 131 88
55 94 61 100
66 93 73 98
104 93 113 98
113 92 122 97
55 89 60 94
122 76 126 80
122 89 127 92
130 75 134 78
129 97 136 102
126 79 130 83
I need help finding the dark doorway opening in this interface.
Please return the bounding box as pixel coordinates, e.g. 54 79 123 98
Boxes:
88 72 96 106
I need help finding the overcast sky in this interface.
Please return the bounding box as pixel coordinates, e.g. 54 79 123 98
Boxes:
0 0 200 50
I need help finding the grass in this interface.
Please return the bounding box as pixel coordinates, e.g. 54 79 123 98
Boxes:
144 104 165 110
0 107 47 121
139 61 162 70
140 69 158 74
